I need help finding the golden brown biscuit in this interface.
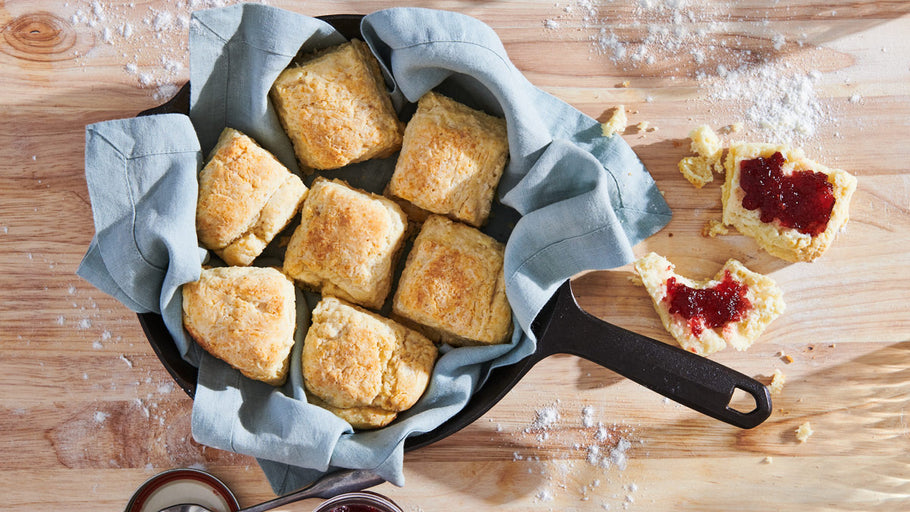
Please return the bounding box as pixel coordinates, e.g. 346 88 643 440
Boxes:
302 297 437 429
722 143 857 262
387 91 509 227
283 178 408 309
270 39 403 171
196 128 307 266
393 215 512 346
306 393 398 430
182 266 296 385
632 252 785 355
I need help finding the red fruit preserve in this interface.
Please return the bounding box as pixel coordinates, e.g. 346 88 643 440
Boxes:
326 506 382 512
665 270 752 337
739 152 835 236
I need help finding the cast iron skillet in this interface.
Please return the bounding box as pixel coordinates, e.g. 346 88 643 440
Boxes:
136 12 771 493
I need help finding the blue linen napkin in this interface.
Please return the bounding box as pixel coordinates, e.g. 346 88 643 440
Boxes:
78 4 671 495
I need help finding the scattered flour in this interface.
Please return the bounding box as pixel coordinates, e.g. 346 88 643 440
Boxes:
516 401 641 508
705 63 826 140
65 0 270 100
544 1 837 143
93 411 110 424
582 405 596 427
530 406 561 430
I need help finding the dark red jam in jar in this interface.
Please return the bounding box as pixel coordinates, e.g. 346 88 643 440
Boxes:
326 505 382 512
739 152 835 236
315 491 402 512
665 270 752 337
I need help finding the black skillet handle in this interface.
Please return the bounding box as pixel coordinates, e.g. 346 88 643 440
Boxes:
534 280 772 429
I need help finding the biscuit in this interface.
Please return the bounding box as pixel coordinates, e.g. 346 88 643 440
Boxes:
393 215 512 346
283 178 408 309
196 128 307 266
306 393 398 430
633 252 785 355
387 91 509 227
722 143 857 262
182 266 296 385
270 39 403 171
302 297 437 429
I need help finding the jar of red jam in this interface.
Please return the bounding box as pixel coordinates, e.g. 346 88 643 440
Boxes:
313 491 403 512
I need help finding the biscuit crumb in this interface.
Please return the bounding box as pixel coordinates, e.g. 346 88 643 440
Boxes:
678 125 724 187
783 354 794 364
769 369 785 395
601 105 627 138
689 125 722 159
762 456 773 464
796 421 813 442
702 219 729 237
618 80 631 88
678 156 713 188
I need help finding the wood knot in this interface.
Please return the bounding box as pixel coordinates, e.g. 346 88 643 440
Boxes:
1 12 78 62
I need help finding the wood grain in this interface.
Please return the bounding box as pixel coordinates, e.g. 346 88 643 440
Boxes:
1 0 908 511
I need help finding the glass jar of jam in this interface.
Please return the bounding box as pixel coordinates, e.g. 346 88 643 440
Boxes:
313 491 403 512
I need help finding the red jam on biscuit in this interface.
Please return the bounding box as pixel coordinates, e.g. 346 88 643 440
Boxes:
739 152 835 236
664 270 752 338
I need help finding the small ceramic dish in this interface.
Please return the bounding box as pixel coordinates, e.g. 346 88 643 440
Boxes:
124 468 240 512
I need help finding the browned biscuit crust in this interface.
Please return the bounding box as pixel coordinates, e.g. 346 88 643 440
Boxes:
283 178 408 309
182 266 296 385
196 128 307 266
270 39 403 171
387 91 508 227
393 215 512 346
302 297 437 429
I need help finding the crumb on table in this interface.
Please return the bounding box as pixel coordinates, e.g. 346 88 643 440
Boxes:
702 219 729 237
796 421 814 442
678 125 724 187
769 369 786 395
601 105 627 137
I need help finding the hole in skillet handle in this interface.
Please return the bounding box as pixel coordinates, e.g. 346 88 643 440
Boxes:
532 280 773 429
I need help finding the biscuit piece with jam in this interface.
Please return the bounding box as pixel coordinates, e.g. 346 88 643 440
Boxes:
633 253 785 356
722 143 857 262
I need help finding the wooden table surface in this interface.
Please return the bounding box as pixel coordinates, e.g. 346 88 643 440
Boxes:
2 1 908 510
